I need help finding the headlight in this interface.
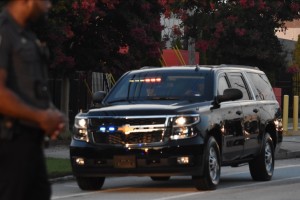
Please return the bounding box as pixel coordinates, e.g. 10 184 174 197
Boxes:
75 118 88 128
171 115 200 140
73 117 89 142
173 115 200 127
175 117 186 126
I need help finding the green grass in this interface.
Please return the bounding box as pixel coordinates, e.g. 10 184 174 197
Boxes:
46 158 72 179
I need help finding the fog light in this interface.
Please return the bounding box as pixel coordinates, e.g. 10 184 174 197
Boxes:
177 157 189 164
75 158 85 166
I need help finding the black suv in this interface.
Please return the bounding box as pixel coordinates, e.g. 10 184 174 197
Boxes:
70 65 282 191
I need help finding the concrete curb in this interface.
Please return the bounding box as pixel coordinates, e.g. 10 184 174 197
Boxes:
50 175 75 183
275 150 300 160
285 131 300 136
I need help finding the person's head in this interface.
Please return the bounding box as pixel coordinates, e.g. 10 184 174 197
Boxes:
7 0 52 26
28 0 52 23
198 83 204 93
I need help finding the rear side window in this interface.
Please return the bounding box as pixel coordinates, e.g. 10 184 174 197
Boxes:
227 72 250 100
247 72 276 100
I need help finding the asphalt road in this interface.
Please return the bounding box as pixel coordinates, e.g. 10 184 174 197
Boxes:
51 158 300 200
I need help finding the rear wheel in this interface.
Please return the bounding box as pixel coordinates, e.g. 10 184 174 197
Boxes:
76 177 105 191
249 133 274 181
193 136 221 190
150 176 170 181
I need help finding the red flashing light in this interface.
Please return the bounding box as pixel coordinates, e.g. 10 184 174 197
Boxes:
144 77 161 83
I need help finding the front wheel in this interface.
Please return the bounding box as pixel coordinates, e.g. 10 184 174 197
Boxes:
193 136 221 190
249 133 274 181
76 177 105 191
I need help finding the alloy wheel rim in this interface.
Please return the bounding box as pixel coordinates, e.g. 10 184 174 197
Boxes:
265 142 273 174
209 147 219 183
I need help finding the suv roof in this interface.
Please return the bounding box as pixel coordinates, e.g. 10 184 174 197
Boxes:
141 64 260 71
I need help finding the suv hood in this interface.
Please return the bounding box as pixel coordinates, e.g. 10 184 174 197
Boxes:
85 102 211 117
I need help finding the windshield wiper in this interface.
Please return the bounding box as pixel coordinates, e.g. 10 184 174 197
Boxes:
149 97 180 100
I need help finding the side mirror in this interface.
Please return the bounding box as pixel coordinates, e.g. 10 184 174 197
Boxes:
217 88 243 103
92 91 106 107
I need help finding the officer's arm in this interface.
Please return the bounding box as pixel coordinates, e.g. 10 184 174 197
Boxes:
0 68 44 124
0 69 66 138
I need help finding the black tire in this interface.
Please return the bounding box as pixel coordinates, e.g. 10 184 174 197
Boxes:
76 177 105 191
150 176 170 181
193 136 221 190
249 133 274 181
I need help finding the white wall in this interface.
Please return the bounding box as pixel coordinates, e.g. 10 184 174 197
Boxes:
276 28 300 42
276 21 300 64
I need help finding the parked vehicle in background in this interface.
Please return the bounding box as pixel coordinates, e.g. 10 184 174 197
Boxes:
70 65 283 191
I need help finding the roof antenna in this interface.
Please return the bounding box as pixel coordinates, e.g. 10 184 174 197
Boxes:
195 64 200 72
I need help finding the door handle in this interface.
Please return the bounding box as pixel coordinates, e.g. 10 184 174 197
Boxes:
236 110 242 115
253 109 259 113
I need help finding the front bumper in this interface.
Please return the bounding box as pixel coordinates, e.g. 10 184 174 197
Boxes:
70 138 205 177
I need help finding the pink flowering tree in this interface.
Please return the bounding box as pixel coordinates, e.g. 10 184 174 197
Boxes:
39 0 164 76
164 0 300 72
35 0 164 128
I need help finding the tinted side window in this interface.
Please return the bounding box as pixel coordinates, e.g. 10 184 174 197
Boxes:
247 72 276 100
227 72 250 100
218 75 230 95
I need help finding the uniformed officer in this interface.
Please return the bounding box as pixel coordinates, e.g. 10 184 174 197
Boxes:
0 1 66 200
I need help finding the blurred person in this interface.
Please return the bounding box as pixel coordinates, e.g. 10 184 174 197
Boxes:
146 85 156 96
185 82 204 96
0 0 66 200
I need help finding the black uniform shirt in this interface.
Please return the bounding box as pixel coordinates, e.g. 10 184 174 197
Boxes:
0 9 50 109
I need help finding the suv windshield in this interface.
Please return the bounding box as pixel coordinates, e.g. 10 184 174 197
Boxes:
105 70 214 104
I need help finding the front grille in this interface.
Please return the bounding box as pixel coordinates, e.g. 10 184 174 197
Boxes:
93 131 164 144
90 117 167 145
90 117 166 126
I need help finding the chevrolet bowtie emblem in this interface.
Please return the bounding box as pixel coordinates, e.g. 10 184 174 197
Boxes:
118 124 134 135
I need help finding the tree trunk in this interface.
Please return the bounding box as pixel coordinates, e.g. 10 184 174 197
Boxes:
60 73 70 131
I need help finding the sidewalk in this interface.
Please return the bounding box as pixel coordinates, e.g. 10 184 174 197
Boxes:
275 135 300 159
275 122 300 159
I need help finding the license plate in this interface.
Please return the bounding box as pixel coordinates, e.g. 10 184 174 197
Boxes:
114 155 136 168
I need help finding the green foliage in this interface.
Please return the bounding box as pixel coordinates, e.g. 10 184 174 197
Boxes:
46 158 72 178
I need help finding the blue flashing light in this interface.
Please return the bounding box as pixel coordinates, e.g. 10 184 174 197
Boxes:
99 126 116 133
99 127 106 132
108 126 116 132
